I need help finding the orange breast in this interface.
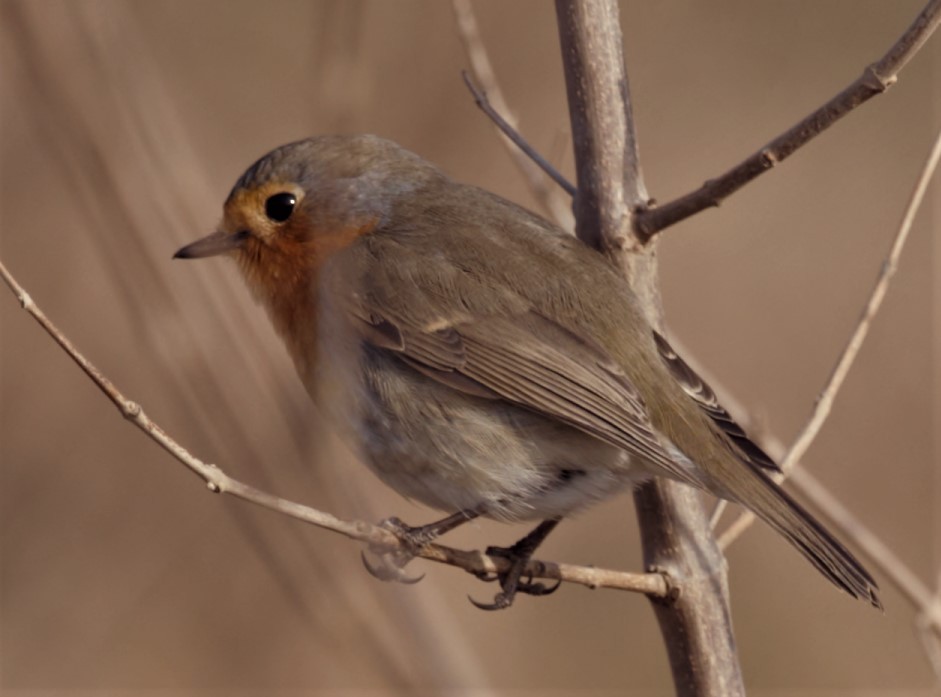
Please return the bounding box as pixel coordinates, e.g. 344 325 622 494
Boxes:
236 216 379 390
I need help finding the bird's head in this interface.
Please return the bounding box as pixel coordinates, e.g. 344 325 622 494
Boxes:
174 134 442 298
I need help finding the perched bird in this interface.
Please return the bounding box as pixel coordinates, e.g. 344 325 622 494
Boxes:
175 134 879 610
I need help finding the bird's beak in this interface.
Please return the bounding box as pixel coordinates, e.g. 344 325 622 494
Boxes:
173 230 247 259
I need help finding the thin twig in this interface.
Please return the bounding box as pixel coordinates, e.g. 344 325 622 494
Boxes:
461 72 576 199
0 257 668 599
718 125 941 550
779 129 941 472
634 0 941 239
451 0 575 229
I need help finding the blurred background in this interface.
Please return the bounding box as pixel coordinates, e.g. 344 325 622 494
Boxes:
1 1 938 694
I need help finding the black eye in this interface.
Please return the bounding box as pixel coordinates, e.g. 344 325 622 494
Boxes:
264 192 296 222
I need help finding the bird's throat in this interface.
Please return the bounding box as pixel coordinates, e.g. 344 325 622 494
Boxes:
237 244 322 390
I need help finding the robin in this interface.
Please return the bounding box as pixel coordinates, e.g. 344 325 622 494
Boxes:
175 134 879 610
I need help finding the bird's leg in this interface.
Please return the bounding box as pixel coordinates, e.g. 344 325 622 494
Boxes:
362 508 483 584
470 517 562 611
382 508 483 547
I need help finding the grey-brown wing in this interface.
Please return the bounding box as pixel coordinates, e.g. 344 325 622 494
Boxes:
350 304 701 487
652 331 779 473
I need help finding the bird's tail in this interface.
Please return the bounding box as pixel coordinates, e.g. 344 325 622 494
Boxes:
721 466 881 609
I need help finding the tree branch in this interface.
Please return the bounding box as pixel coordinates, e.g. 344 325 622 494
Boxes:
555 0 646 255
633 0 941 239
555 1 744 695
0 257 668 600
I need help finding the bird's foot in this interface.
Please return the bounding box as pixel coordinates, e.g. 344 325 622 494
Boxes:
361 549 425 584
470 544 561 610
363 511 481 586
361 517 432 584
468 518 561 611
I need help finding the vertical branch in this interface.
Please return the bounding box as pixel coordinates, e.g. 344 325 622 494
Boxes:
554 1 744 695
555 0 646 254
554 0 660 312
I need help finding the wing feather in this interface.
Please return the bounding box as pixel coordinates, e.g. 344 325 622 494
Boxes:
354 304 701 486
652 331 779 472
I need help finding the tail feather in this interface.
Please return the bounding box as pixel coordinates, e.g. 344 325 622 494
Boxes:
725 467 881 609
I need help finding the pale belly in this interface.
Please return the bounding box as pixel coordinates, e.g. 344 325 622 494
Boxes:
319 345 647 521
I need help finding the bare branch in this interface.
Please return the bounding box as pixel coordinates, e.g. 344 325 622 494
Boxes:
0 257 668 600
555 0 647 257
555 1 744 695
461 72 576 199
451 0 575 229
634 0 941 239
718 125 941 549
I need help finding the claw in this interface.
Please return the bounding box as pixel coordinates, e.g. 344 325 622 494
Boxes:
360 510 482 587
468 592 514 611
473 569 500 583
514 563 561 596
465 573 560 611
360 550 425 585
467 518 563 611
517 577 562 596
